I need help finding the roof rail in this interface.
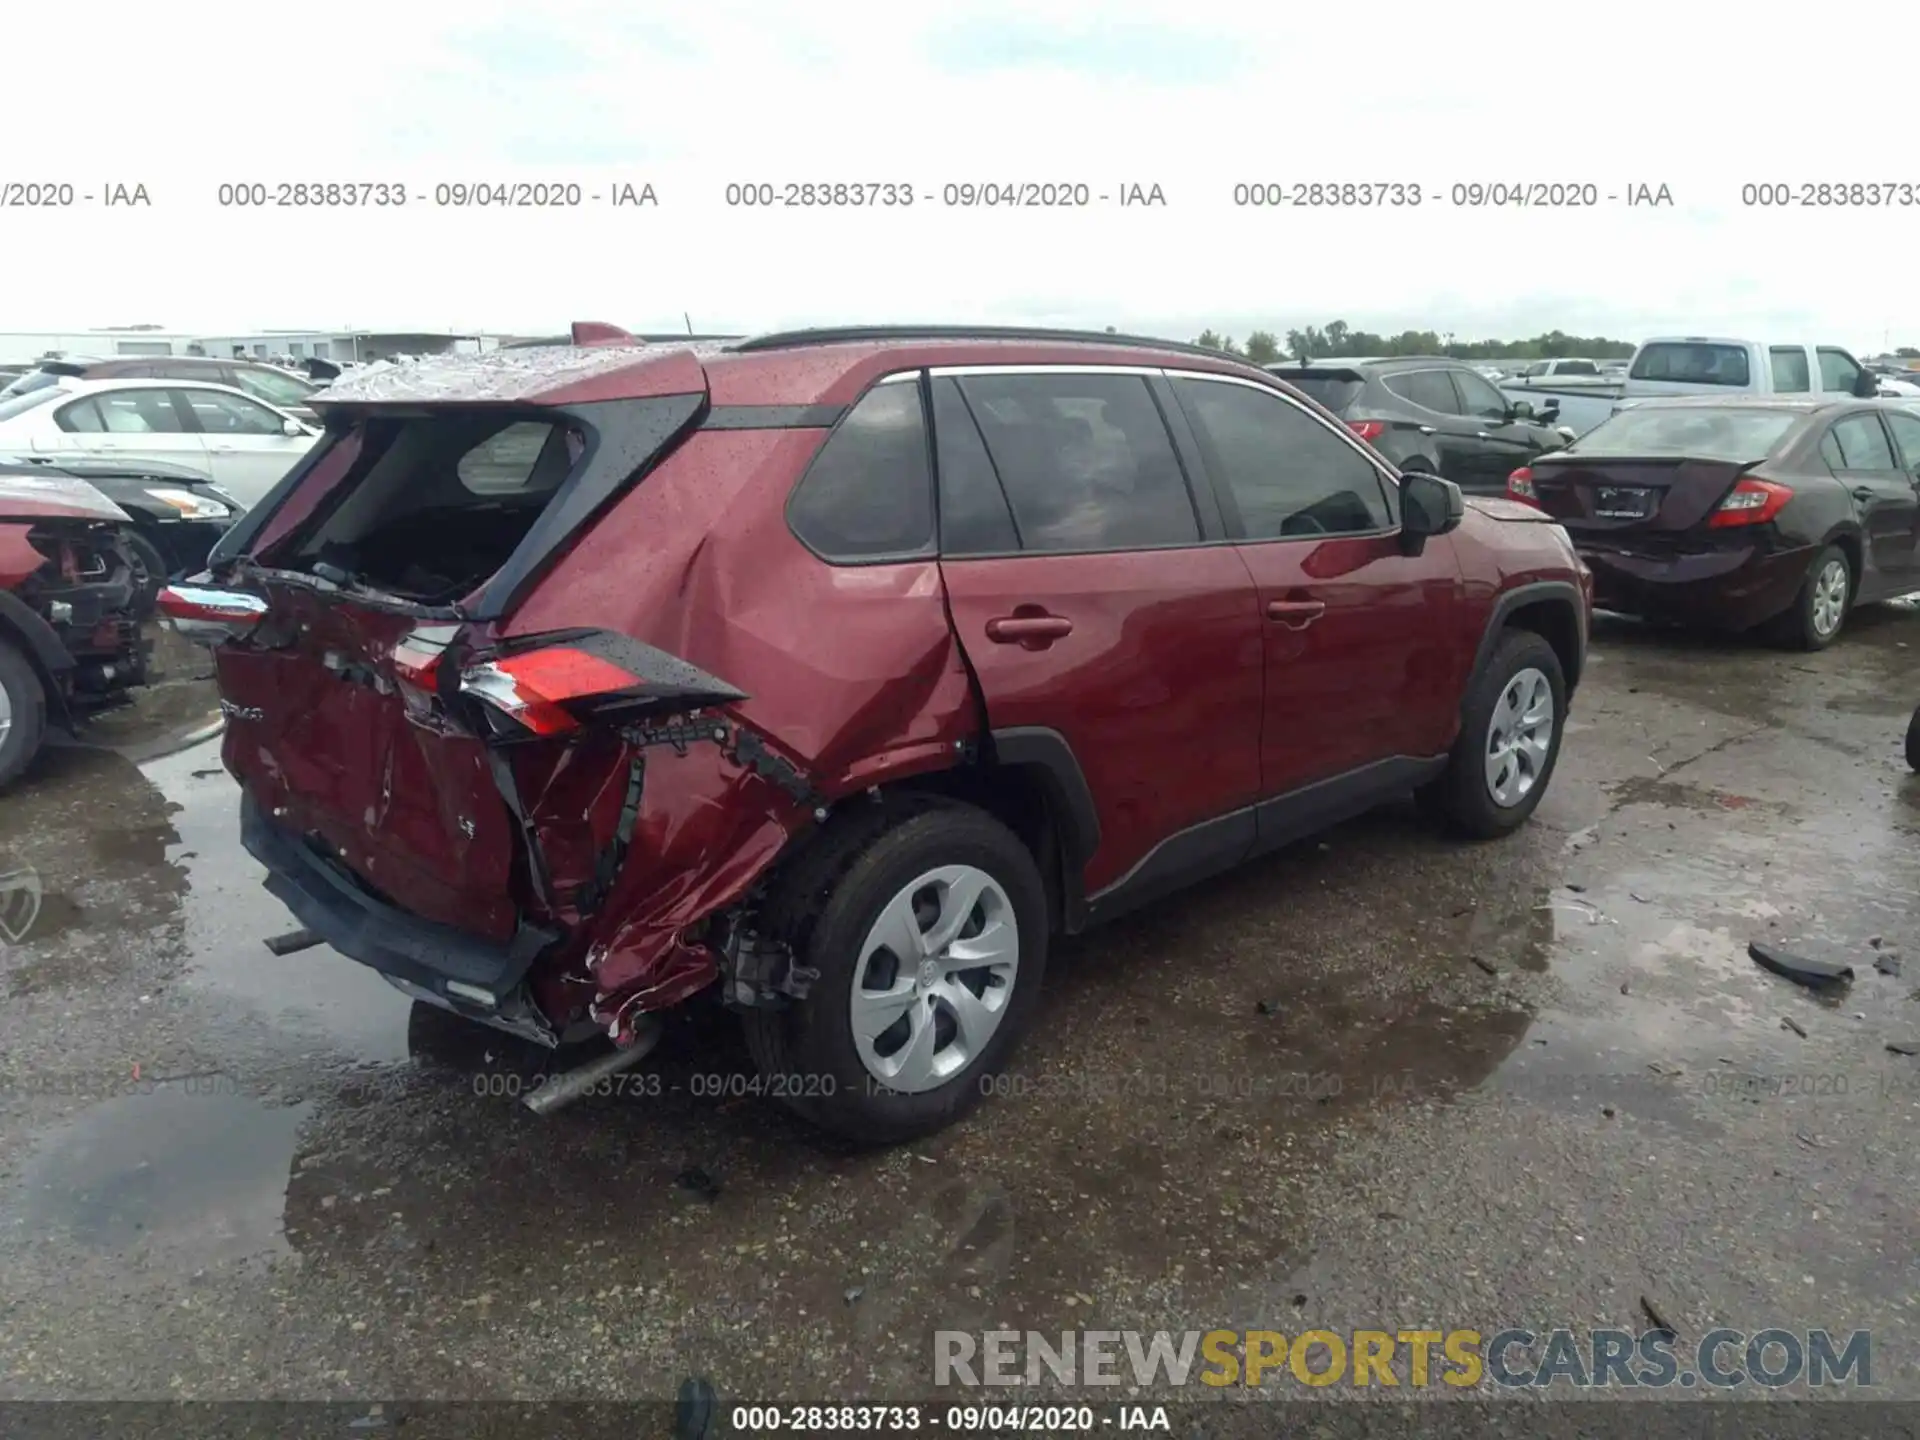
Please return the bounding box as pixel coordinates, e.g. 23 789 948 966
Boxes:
727 325 1244 361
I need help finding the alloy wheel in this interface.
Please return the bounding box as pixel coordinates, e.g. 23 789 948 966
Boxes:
1485 667 1555 808
1810 558 1849 639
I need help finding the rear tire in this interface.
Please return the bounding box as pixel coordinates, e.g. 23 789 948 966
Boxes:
742 801 1048 1145
1424 628 1566 839
0 639 48 791
1906 704 1920 773
1771 543 1852 651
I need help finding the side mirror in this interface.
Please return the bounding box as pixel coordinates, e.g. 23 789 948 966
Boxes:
1399 470 1464 556
1509 399 1535 420
1538 401 1561 422
281 417 305 437
1852 372 1878 399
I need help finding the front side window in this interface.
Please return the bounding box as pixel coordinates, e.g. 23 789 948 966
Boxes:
1825 413 1896 470
956 371 1198 552
179 388 285 435
1174 376 1391 539
1451 369 1512 420
1557 359 1599 376
787 381 935 560
1884 411 1920 470
233 366 316 408
58 388 186 434
1817 348 1864 394
1770 347 1812 393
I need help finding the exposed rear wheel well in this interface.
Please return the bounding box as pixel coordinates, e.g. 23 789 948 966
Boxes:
1501 599 1583 691
891 763 1070 931
1829 532 1861 596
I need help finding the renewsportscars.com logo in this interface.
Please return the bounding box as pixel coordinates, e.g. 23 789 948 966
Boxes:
934 1327 1872 1390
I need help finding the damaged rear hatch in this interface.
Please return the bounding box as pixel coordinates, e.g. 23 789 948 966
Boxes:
165 349 747 1025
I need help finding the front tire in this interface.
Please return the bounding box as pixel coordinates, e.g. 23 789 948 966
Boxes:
1773 543 1852 651
0 639 48 791
122 530 169 619
1424 628 1567 839
742 802 1048 1144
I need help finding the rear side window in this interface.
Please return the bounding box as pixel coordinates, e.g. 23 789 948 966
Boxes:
1630 343 1751 386
957 372 1198 552
931 377 1020 556
787 382 935 560
179 388 284 435
1769 347 1811 393
1817 348 1864 394
1385 370 1460 414
457 421 566 494
1824 414 1896 470
1174 376 1391 538
58 389 186 434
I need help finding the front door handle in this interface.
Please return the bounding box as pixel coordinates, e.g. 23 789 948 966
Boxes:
1851 486 1875 503
985 614 1073 646
1417 424 1437 435
1476 431 1494 440
1267 598 1326 628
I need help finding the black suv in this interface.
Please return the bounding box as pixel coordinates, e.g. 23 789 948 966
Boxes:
0 356 319 420
1266 357 1575 493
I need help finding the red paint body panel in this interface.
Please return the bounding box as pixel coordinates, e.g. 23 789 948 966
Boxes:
1233 531 1469 788
940 547 1264 894
0 526 43 589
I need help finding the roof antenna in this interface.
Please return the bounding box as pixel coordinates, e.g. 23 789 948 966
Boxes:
684 312 694 336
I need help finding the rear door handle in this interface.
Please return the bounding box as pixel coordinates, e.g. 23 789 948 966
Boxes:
985 614 1073 644
1267 599 1327 628
1417 425 1437 435
1851 486 1876 502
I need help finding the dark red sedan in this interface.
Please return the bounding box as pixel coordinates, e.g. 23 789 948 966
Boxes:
1508 396 1920 648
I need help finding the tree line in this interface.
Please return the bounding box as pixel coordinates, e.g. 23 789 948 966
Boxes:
1188 322 1638 366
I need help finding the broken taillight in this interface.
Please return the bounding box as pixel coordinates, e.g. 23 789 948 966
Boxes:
391 624 460 717
157 584 269 646
453 630 750 740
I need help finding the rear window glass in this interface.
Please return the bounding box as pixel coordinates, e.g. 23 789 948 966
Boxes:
0 370 60 400
787 382 935 560
1274 373 1363 413
1629 343 1752 386
0 388 62 422
1569 407 1798 461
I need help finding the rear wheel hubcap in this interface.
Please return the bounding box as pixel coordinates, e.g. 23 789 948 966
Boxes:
1485 667 1554 808
0 676 12 749
1810 559 1848 637
849 864 1019 1094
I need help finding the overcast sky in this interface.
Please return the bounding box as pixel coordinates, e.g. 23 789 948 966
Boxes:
9 0 1919 349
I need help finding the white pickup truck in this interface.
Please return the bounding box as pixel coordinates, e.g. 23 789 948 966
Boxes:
1501 336 1881 436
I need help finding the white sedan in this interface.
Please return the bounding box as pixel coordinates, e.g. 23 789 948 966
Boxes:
0 377 318 507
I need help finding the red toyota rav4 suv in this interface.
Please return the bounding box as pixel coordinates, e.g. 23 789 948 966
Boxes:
162 324 1590 1142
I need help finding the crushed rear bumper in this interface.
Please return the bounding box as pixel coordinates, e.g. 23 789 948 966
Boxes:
241 791 564 1036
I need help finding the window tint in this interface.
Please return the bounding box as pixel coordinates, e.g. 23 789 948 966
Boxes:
1386 369 1460 414
788 382 934 559
1630 343 1751 386
956 372 1198 551
179 388 284 435
931 377 1019 555
1452 369 1512 419
1520 362 1548 378
1826 414 1896 470
233 366 315 408
1885 411 1920 470
1769 347 1811 393
1557 359 1599 376
1175 376 1391 539
1817 348 1863 393
59 388 186 434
